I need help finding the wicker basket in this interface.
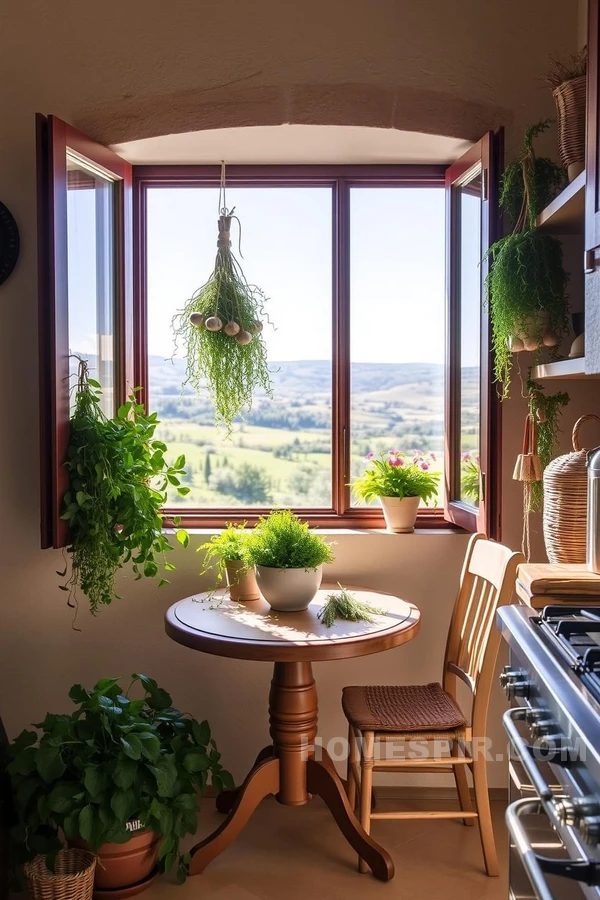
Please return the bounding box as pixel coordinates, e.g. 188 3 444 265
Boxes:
24 849 96 900
543 415 600 564
553 75 586 173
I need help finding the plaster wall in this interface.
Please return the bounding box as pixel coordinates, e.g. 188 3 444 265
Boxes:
0 0 587 791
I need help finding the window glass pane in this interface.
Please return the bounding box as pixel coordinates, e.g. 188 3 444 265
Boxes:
147 186 333 508
350 187 445 507
458 174 481 506
67 154 116 415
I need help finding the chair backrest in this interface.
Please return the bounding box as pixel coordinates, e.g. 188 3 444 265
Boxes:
443 533 524 735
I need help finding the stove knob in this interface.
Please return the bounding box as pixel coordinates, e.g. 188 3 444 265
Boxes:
554 798 577 827
525 708 549 725
499 668 532 700
580 815 600 846
530 719 557 739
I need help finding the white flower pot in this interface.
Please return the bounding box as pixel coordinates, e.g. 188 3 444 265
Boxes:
255 564 323 612
380 496 420 533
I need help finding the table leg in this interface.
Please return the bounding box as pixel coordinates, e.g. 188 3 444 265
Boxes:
306 758 394 881
215 746 274 814
189 660 393 881
189 757 280 875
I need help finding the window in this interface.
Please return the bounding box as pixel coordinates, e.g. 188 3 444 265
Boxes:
38 121 501 542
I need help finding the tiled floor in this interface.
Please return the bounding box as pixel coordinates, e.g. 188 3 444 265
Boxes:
148 795 508 900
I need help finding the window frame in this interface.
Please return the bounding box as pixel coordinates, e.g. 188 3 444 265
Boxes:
134 164 451 529
37 114 133 549
444 133 503 538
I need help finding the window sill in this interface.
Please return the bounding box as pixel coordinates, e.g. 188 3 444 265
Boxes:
165 526 465 538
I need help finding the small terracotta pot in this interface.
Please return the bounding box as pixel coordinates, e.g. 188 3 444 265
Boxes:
225 560 260 601
73 829 159 891
380 496 420 533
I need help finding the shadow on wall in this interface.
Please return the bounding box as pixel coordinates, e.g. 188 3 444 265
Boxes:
75 81 511 147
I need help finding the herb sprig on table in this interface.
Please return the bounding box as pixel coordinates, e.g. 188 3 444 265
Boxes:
318 585 385 628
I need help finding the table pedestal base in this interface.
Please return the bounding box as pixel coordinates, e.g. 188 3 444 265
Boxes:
188 661 394 881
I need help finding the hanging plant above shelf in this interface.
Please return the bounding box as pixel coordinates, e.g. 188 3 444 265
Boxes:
485 121 570 400
172 165 273 433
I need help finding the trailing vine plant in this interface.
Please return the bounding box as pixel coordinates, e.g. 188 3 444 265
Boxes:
485 121 570 399
526 378 570 511
59 360 189 615
172 164 273 434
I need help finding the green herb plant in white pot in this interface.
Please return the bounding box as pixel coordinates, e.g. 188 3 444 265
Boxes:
352 450 440 533
246 510 334 612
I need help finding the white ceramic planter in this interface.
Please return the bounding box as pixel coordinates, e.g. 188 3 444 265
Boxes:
255 564 323 612
380 496 420 533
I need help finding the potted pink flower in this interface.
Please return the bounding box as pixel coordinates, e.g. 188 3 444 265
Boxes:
351 450 441 533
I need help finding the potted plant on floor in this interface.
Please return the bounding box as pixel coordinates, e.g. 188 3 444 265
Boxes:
351 450 440 533
485 122 570 399
6 675 232 891
246 510 334 612
198 523 260 601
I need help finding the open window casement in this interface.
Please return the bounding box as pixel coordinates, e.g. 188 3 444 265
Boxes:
444 131 503 538
37 115 133 549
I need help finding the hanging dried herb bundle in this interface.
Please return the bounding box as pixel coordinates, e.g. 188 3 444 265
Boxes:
172 198 273 433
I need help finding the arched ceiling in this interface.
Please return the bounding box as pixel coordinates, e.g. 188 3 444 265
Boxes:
112 125 472 166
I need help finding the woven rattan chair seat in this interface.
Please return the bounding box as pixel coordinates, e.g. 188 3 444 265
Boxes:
342 682 466 734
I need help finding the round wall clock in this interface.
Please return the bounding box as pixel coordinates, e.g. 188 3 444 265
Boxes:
0 201 19 285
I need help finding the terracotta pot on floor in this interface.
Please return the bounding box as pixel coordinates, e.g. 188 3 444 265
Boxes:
73 829 159 894
225 560 260 601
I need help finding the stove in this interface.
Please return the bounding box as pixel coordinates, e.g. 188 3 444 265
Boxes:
498 604 600 899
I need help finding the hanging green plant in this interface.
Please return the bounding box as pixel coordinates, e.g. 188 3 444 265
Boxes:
485 122 570 399
526 379 570 511
499 120 566 230
172 167 273 433
60 360 189 615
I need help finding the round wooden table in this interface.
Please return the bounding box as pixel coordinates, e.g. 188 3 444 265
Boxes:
165 584 420 881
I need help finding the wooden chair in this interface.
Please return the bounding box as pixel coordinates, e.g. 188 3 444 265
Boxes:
342 533 524 875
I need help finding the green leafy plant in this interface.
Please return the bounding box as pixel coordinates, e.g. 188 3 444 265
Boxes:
527 380 570 511
60 362 189 614
486 123 570 400
351 451 440 505
172 210 273 434
198 523 252 588
246 509 334 570
318 585 385 628
461 452 480 503
499 121 565 230
5 675 232 882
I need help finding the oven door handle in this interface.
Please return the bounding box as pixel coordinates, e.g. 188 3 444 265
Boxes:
503 708 554 802
506 799 556 900
507 798 600 890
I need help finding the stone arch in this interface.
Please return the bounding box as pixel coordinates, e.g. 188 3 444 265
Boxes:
75 81 510 147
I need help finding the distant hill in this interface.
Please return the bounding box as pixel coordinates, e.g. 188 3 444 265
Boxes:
149 355 457 398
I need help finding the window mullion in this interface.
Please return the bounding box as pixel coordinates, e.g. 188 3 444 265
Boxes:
332 178 351 515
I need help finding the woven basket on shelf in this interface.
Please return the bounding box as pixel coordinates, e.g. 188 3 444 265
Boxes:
543 414 600 564
553 75 586 172
24 849 96 900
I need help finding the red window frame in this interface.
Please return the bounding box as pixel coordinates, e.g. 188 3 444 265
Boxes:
37 114 133 549
444 133 503 539
133 165 452 529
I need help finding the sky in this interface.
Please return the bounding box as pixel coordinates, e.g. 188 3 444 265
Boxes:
67 182 482 374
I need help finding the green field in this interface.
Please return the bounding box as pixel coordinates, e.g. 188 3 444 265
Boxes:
148 356 478 510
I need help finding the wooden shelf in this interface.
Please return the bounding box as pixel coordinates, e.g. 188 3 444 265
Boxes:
536 171 585 234
530 357 600 380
